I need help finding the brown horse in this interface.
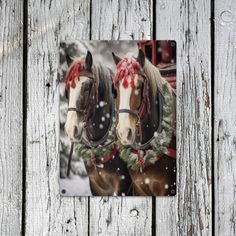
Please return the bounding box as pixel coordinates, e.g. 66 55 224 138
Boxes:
64 51 132 196
112 49 176 196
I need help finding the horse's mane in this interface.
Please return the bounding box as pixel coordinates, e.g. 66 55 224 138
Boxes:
92 62 114 102
143 58 161 95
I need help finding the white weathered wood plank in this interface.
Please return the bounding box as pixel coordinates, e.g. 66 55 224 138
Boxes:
215 1 236 235
25 0 90 235
0 1 23 235
89 1 153 235
91 0 152 40
156 1 212 235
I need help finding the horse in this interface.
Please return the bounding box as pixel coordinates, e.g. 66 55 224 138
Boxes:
64 51 132 196
112 49 176 196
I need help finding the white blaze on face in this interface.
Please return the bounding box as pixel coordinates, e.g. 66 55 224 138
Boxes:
117 74 139 145
65 76 89 141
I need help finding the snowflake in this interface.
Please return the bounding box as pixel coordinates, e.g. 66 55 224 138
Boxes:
106 113 110 118
144 178 150 184
121 193 126 196
99 101 106 107
120 175 125 180
101 116 105 122
164 184 169 189
99 124 104 129
117 168 120 171
154 132 158 138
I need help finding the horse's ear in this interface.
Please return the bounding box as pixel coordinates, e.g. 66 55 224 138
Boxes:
66 54 73 67
112 52 121 65
85 51 93 72
137 49 145 67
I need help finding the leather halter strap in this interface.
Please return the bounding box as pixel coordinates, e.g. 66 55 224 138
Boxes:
67 107 86 114
67 69 96 116
118 109 138 116
116 72 150 146
116 69 164 150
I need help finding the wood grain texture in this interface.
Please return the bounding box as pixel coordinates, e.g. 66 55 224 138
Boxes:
26 0 90 235
156 1 212 235
0 1 23 235
89 0 153 235
215 1 236 235
91 0 152 40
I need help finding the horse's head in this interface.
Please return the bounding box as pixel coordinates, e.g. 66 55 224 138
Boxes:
64 51 95 141
112 50 148 146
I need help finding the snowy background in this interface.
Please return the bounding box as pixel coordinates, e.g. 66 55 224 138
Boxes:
59 40 138 196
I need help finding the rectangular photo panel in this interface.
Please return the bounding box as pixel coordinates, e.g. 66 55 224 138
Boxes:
59 40 176 196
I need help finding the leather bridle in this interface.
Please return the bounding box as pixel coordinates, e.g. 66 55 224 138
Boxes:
67 70 97 123
67 69 115 148
115 69 164 150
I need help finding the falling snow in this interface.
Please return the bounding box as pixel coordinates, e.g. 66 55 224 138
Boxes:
164 184 169 189
99 101 106 107
120 175 125 180
154 132 158 138
101 116 105 122
99 124 104 129
106 113 110 118
144 178 150 184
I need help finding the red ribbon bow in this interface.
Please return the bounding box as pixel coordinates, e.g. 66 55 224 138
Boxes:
114 57 141 89
65 62 85 90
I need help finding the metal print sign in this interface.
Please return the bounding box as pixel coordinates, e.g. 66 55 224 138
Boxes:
59 40 176 196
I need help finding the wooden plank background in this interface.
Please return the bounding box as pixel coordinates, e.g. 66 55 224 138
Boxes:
0 0 235 235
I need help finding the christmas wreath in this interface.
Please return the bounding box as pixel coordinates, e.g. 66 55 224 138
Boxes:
74 117 117 167
118 81 175 172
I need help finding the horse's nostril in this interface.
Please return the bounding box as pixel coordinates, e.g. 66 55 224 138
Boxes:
127 128 132 140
